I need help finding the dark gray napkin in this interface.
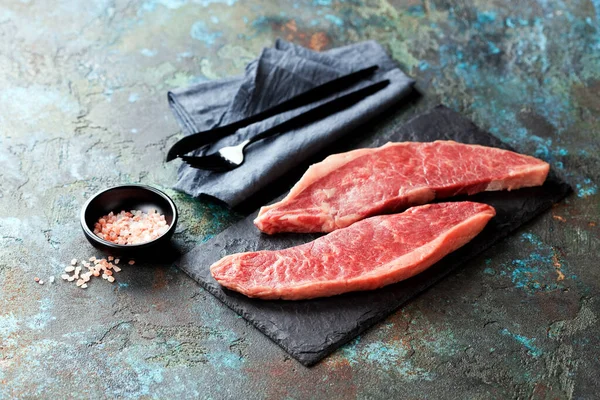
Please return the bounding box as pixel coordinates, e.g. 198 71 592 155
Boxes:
168 39 414 207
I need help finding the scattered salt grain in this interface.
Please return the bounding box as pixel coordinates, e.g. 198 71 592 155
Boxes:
128 260 135 265
49 276 55 284
71 259 77 265
38 280 44 285
62 255 129 289
114 259 120 264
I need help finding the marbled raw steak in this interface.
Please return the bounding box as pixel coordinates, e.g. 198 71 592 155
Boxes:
212 202 496 300
254 141 548 234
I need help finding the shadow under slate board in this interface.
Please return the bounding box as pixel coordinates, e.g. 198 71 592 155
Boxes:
176 105 571 366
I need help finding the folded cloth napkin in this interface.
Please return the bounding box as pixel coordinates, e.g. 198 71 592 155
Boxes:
168 39 415 207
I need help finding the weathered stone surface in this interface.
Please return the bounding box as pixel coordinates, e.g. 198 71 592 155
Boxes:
1 0 598 398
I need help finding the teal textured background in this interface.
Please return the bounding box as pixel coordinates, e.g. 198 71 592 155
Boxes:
0 1 598 398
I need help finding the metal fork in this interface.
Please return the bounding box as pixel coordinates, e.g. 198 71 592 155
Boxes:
182 79 390 172
166 65 379 162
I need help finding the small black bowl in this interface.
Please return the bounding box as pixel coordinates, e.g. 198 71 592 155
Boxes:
80 184 178 257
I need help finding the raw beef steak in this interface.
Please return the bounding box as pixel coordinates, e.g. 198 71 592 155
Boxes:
254 141 548 234
212 202 496 300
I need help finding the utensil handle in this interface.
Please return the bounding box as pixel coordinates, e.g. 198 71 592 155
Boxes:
249 79 391 144
166 65 379 161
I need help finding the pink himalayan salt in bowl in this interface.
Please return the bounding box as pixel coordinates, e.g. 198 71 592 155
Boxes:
81 184 178 257
93 209 170 245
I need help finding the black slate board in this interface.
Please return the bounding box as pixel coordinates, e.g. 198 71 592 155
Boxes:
176 105 571 366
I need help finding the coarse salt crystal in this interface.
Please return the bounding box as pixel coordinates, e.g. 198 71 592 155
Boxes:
49 276 55 284
93 209 169 245
71 259 77 265
63 254 131 289
38 280 44 285
114 259 120 264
